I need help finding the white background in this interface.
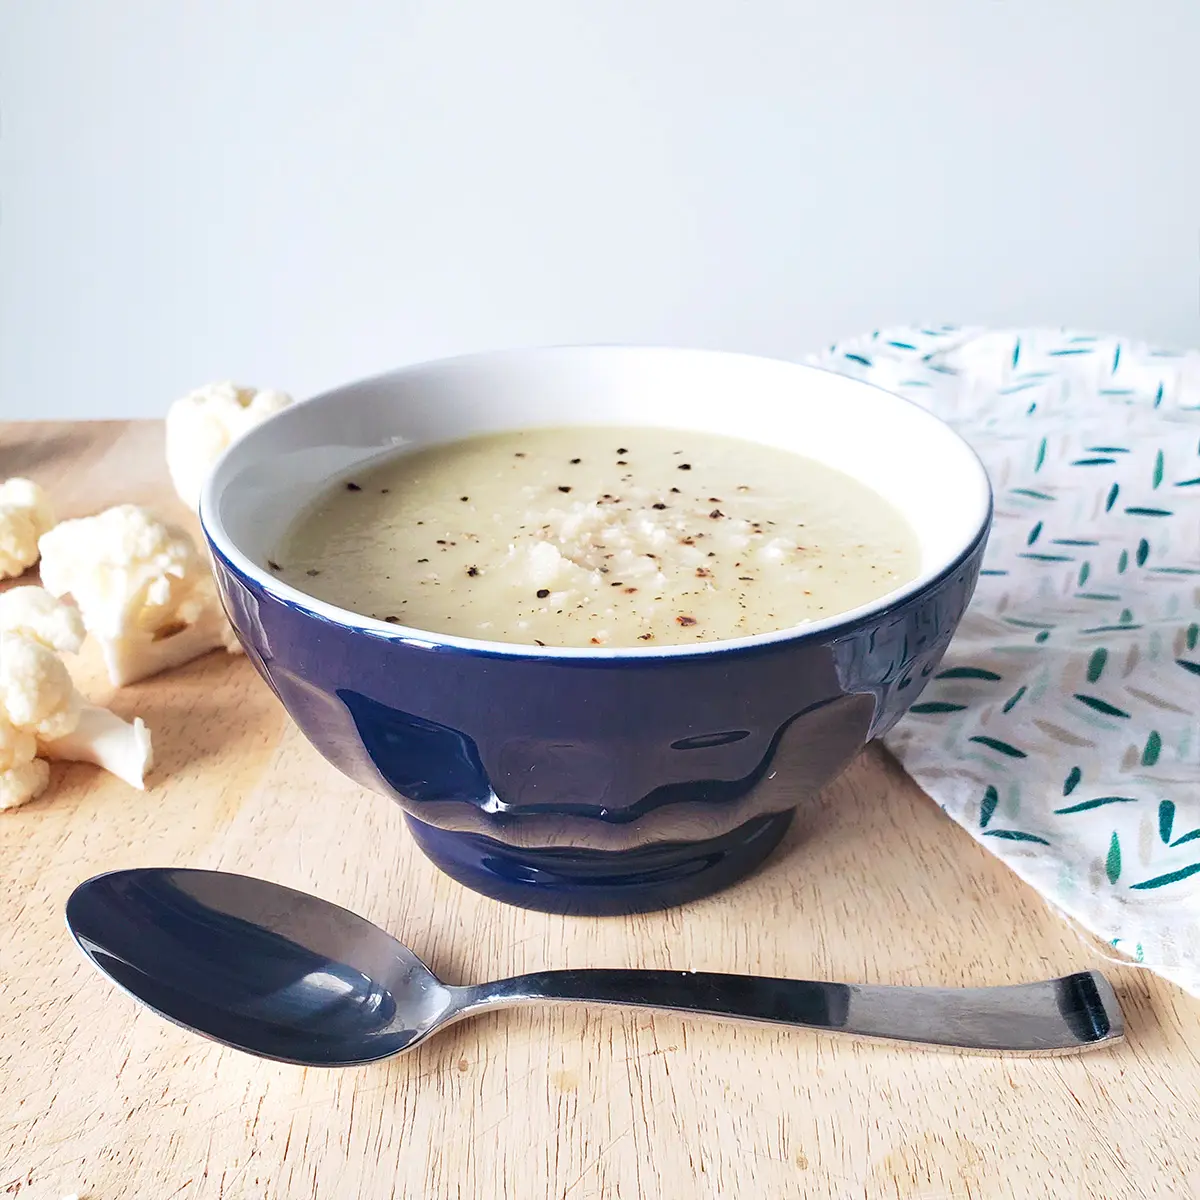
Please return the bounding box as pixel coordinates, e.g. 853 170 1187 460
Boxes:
2 0 1198 420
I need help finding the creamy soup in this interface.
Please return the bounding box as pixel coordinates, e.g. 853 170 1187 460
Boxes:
274 427 920 648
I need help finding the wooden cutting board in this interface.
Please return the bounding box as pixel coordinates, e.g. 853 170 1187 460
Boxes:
3 419 1198 1200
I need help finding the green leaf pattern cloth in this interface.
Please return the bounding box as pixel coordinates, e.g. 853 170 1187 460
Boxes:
813 328 1200 994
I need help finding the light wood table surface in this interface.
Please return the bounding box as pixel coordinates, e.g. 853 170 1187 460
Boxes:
2 420 1198 1200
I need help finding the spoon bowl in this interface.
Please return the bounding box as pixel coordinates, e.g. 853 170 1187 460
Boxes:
67 869 1125 1065
66 868 455 1064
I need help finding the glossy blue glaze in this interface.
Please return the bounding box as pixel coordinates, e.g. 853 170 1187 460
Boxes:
201 346 993 914
209 527 987 914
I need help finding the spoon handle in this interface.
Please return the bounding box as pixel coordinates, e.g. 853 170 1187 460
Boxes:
461 968 1123 1054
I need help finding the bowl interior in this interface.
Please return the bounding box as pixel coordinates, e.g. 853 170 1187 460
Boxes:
203 346 990 654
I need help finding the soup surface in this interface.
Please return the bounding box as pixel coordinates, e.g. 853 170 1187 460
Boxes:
275 427 920 648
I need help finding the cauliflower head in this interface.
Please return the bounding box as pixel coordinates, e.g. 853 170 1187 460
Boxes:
166 381 293 511
0 477 54 580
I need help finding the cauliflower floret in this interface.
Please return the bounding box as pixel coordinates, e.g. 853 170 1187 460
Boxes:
166 381 293 511
0 477 54 580
38 504 240 686
0 631 81 739
0 755 50 811
0 591 153 809
0 697 46 812
0 586 86 653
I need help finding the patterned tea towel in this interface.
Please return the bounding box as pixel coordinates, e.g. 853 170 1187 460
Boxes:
813 327 1200 996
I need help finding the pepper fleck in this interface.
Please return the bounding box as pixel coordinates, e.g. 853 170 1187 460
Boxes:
536 588 550 599
535 639 546 646
676 615 697 627
306 568 321 576
677 463 692 470
558 485 572 493
384 615 402 624
695 567 712 578
380 488 390 494
738 576 754 581
467 566 480 577
652 502 667 510
570 457 581 464
345 482 362 491
670 486 681 494
417 558 429 563
460 496 470 502
638 633 654 641
709 509 724 519
617 447 628 454
514 452 526 457
267 559 281 571
624 587 638 594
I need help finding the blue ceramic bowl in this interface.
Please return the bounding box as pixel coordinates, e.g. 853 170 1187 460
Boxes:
202 347 991 915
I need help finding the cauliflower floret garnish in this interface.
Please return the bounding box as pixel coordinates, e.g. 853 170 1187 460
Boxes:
0 477 54 580
166 381 293 511
0 591 153 809
38 504 241 687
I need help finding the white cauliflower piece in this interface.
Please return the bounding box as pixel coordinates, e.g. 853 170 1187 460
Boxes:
0 477 54 580
166 381 293 511
0 627 77 808
38 504 240 687
0 712 38 772
0 631 81 739
0 709 43 808
523 540 570 588
41 705 153 790
0 586 86 653
0 592 154 809
0 755 50 811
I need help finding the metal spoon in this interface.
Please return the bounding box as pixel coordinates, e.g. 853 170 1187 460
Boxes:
65 868 1123 1065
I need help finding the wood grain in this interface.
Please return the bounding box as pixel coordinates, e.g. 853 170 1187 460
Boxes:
1 420 1196 1200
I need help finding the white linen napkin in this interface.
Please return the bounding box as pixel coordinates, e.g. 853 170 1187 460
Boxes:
813 327 1200 995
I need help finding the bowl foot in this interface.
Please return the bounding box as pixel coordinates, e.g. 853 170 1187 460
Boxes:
403 810 794 915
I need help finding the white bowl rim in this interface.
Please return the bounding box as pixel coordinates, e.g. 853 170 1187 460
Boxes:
201 344 993 660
